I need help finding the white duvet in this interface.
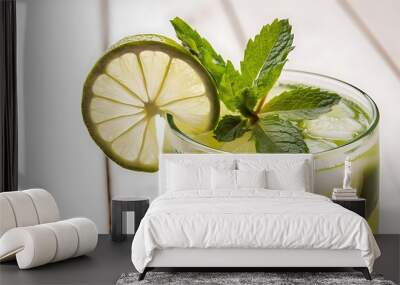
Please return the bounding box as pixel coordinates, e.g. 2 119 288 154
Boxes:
131 190 380 272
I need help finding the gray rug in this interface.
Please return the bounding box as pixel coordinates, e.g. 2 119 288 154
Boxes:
116 272 396 285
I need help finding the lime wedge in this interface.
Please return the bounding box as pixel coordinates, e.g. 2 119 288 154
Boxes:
82 35 219 172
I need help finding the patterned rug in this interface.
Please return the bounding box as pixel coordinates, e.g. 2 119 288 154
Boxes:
116 271 396 285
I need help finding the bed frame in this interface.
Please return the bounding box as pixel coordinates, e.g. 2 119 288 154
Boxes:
139 248 371 280
138 154 371 281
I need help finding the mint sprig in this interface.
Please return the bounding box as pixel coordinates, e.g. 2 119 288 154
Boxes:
171 17 341 154
217 19 294 118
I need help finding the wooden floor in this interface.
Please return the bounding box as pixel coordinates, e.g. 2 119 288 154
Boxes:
0 235 399 285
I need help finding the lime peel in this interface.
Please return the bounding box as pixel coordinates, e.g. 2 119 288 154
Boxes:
82 35 219 172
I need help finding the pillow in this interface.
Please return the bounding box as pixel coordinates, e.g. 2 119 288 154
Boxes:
236 169 267 189
211 168 237 190
166 162 211 191
266 162 308 191
237 159 310 191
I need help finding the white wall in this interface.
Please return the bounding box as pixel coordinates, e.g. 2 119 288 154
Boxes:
17 0 400 233
17 0 109 233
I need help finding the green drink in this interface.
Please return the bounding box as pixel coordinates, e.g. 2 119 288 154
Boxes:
163 70 380 232
81 18 380 232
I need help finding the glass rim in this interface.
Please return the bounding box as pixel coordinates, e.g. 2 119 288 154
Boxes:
167 69 380 155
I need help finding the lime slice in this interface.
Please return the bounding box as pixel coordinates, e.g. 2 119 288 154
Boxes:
82 35 219 172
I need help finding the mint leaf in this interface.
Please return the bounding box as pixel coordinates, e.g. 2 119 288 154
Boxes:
171 17 226 84
214 115 248 142
261 87 341 120
240 19 294 98
252 115 308 153
254 62 285 100
218 61 242 112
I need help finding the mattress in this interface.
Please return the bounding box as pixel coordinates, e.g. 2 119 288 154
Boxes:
131 190 380 272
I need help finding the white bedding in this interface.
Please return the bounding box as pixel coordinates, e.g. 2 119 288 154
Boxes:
131 190 380 273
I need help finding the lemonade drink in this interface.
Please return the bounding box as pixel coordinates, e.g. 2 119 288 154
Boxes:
81 19 380 232
163 70 380 232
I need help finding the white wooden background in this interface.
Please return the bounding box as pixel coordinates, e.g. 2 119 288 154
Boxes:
17 0 400 233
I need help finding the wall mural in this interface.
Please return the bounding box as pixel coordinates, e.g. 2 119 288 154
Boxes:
81 18 380 232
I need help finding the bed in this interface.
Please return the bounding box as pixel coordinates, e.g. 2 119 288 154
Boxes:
131 154 380 280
